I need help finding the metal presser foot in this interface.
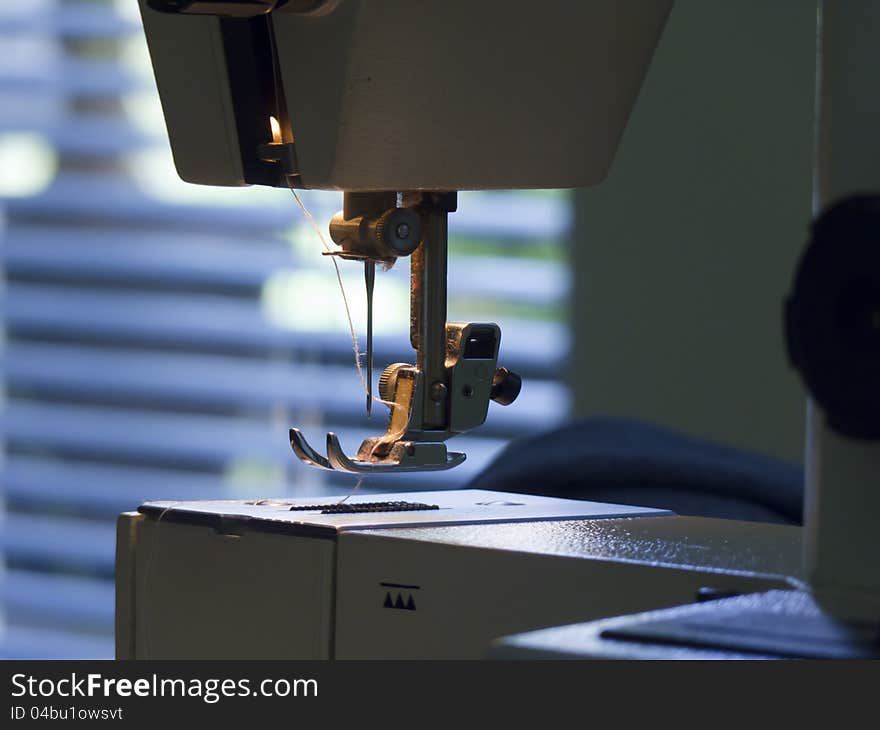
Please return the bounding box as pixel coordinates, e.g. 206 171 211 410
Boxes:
289 191 522 474
289 429 466 474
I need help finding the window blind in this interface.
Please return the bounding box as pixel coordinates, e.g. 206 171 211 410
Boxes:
0 0 572 658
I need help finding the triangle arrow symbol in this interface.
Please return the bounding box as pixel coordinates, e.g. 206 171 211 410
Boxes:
406 595 416 610
394 594 405 609
383 592 393 608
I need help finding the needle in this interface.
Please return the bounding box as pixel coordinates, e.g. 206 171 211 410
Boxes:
365 260 375 417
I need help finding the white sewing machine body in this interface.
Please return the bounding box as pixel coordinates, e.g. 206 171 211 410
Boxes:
115 490 799 659
124 0 880 659
139 0 673 191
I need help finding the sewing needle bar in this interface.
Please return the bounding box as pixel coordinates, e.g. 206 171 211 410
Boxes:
365 260 375 417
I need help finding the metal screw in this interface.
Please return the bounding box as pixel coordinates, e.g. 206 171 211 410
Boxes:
396 222 410 239
430 381 447 401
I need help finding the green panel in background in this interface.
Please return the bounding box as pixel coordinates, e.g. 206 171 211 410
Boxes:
569 0 817 463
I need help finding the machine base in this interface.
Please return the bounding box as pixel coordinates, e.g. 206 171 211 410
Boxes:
116 489 802 659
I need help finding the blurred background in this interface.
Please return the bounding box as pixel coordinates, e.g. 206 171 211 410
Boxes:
0 0 818 658
0 0 572 657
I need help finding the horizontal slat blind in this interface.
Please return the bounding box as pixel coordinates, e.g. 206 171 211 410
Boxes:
0 0 572 658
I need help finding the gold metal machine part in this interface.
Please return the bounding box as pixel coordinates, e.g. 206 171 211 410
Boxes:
289 191 522 473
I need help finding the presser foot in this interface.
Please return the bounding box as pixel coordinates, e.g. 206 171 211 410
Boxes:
289 428 466 474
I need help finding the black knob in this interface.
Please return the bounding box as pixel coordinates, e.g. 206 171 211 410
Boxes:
785 194 880 439
490 367 522 406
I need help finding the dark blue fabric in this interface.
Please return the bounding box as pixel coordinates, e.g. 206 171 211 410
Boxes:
469 418 804 525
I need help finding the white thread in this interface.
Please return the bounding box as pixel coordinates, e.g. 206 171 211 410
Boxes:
269 24 408 466
337 475 365 504
289 188 368 393
142 501 179 659
286 184 410 451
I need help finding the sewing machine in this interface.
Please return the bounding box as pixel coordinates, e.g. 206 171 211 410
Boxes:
116 1 880 659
